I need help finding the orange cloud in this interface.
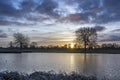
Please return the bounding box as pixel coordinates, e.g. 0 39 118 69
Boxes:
91 8 101 12
69 14 81 21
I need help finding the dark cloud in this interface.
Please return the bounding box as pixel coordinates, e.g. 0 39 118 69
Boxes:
74 0 120 23
36 0 59 17
78 0 120 23
94 25 106 32
105 0 120 10
59 14 81 23
99 33 120 42
109 35 120 41
0 0 23 17
0 20 34 26
0 30 7 38
0 0 120 25
0 33 7 38
0 0 59 26
0 0 39 17
101 35 120 42
59 12 96 23
21 0 38 13
32 30 39 32
111 29 120 32
79 0 101 10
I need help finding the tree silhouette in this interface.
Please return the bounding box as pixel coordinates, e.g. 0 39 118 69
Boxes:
13 33 30 48
75 27 97 53
30 42 38 48
9 41 13 48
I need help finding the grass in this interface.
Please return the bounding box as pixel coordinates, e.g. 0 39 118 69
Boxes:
0 71 108 80
0 48 120 54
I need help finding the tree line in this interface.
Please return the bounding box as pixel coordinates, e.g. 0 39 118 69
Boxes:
8 33 37 49
6 27 120 51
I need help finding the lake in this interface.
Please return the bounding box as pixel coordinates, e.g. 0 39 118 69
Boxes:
0 53 120 80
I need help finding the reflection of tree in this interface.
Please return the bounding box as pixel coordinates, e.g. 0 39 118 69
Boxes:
71 54 98 75
83 54 98 75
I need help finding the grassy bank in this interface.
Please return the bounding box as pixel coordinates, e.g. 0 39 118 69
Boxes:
0 48 120 54
0 71 108 80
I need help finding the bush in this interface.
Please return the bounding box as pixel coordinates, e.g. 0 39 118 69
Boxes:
0 71 107 80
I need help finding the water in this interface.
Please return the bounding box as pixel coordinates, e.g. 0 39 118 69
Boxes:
0 53 120 80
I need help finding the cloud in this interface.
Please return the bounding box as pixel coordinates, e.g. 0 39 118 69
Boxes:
59 12 96 23
0 0 15 16
0 0 59 26
100 35 120 42
105 0 120 10
0 20 34 26
0 0 120 45
36 0 59 17
59 14 81 23
111 29 120 32
68 0 120 23
109 35 120 41
0 30 8 38
0 0 120 26
94 25 106 32
99 33 120 42
0 0 23 18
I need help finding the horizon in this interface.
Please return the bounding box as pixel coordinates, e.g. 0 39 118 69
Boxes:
0 0 120 47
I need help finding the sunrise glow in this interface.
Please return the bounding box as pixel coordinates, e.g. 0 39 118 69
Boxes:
70 43 75 49
0 0 120 47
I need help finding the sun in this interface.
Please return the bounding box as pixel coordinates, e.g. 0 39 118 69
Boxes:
70 43 75 49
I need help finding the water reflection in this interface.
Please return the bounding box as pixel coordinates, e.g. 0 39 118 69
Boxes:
83 54 98 75
70 54 98 75
0 53 120 79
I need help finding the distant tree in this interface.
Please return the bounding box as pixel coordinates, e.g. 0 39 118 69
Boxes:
75 27 97 52
101 43 119 49
74 43 80 49
30 42 37 48
68 44 71 48
9 41 13 48
63 44 67 48
13 33 30 48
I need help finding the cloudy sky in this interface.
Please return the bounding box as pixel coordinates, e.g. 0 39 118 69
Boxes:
0 0 120 47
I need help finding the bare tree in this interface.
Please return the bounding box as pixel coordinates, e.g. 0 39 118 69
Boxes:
9 41 13 48
75 27 97 52
30 42 38 48
13 33 30 48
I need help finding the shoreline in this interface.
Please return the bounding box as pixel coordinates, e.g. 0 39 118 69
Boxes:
0 48 120 54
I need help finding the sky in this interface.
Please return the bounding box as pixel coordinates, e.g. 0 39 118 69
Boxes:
0 0 120 47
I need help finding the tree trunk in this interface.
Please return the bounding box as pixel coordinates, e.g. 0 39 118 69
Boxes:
84 41 86 54
20 42 23 49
